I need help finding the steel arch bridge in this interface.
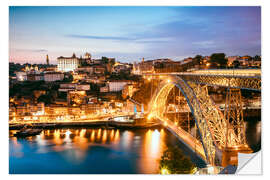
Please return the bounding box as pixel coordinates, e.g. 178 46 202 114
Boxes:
148 75 254 165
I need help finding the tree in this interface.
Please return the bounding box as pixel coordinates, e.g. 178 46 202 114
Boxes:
109 58 115 66
232 60 240 68
210 53 228 68
37 94 52 105
101 56 109 64
63 73 73 82
159 146 196 174
254 55 261 61
193 55 203 65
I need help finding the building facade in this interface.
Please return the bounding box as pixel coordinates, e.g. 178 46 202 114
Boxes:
44 72 64 82
57 53 80 72
15 71 27 81
107 80 130 92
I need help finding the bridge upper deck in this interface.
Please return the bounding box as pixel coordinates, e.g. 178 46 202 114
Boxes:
143 69 261 91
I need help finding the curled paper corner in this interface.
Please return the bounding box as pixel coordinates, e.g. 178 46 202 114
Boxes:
236 151 262 175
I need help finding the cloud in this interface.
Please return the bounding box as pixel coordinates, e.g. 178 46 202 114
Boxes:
66 34 135 41
66 34 172 44
15 49 48 53
192 41 215 47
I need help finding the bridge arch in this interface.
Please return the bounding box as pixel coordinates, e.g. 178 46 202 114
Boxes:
148 75 238 165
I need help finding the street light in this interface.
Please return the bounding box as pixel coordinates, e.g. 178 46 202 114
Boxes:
161 168 170 175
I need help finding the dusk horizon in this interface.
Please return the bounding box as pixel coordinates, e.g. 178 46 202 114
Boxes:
9 6 261 64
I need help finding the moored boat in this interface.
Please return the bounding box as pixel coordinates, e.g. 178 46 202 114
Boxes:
14 128 42 137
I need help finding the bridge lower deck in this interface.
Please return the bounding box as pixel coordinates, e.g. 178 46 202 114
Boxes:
158 118 206 162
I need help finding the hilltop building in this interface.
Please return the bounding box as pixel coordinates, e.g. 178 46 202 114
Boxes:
57 53 80 72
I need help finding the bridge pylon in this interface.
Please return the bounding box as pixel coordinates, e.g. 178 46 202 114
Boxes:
224 88 247 148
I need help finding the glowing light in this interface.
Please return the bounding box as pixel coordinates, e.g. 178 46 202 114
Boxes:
97 129 102 140
147 114 153 120
65 130 71 136
90 130 95 142
114 129 120 143
164 122 167 126
167 79 171 83
80 129 86 138
151 129 160 156
110 129 115 141
102 130 107 143
161 168 170 175
53 130 62 145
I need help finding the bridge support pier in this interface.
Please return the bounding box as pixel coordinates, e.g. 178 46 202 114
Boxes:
224 88 247 147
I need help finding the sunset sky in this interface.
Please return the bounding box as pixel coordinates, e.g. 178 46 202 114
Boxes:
9 6 261 64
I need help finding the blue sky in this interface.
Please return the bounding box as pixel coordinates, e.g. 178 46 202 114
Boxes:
9 6 261 64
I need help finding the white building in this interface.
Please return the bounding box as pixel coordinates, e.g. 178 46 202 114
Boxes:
107 80 130 92
59 83 90 92
57 53 80 72
44 72 64 82
59 83 76 92
76 84 90 91
15 71 27 81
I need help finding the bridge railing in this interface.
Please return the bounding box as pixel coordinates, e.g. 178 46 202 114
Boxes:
143 68 261 77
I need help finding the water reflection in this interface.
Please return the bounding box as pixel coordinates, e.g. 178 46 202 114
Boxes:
139 129 166 173
245 120 261 152
12 125 259 174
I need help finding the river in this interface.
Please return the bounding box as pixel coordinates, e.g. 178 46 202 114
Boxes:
9 127 205 174
9 119 260 174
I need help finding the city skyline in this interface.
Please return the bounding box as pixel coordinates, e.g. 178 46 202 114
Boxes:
9 6 261 64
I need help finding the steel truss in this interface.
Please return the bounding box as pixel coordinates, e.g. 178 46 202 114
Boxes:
177 74 261 91
149 75 250 165
149 75 216 165
224 89 247 148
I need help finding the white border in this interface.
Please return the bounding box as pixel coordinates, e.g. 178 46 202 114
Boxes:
1 1 269 180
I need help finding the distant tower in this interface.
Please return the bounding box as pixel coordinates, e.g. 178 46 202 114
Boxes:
46 54 49 65
25 65 30 72
34 65 39 71
142 57 144 63
85 52 91 59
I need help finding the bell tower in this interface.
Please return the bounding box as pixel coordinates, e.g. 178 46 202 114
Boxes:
46 54 49 65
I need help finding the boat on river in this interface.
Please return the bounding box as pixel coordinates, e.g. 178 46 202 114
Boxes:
14 128 42 137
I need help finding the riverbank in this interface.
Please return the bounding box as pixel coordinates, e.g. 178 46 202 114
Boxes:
9 121 161 130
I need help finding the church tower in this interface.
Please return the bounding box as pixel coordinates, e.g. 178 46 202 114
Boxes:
46 54 49 65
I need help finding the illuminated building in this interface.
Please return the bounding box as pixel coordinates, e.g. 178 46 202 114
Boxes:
59 83 76 92
67 90 87 106
93 65 106 74
107 80 131 92
132 59 155 75
27 74 44 81
113 63 131 73
122 84 137 99
75 66 94 74
100 85 109 93
227 56 239 67
76 84 91 91
79 52 92 66
15 71 27 81
44 72 64 82
72 72 88 81
59 83 90 92
57 53 80 72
